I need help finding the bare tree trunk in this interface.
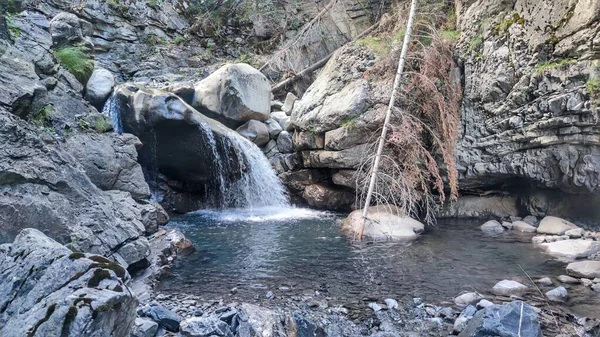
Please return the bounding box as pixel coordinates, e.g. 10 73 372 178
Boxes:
357 0 419 240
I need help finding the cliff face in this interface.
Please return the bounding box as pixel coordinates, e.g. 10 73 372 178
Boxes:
454 0 600 220
282 0 600 224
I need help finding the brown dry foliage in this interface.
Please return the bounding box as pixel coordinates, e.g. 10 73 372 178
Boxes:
356 4 462 224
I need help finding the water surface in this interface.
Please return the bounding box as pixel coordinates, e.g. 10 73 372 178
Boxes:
158 207 599 317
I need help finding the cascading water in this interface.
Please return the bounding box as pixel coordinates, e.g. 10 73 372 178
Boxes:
104 91 289 209
102 94 122 134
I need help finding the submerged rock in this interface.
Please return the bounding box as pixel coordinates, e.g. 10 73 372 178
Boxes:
0 229 137 337
342 205 425 241
458 301 542 337
491 280 528 297
480 220 504 233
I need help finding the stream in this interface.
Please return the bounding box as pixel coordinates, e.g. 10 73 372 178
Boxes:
157 207 600 319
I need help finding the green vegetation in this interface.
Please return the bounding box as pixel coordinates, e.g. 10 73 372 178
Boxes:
467 34 483 54
173 36 186 45
0 0 22 14
27 303 56 337
146 0 162 6
90 262 126 279
5 15 21 39
88 269 112 287
235 53 257 67
341 117 358 129
586 77 600 98
62 306 78 336
533 59 578 74
492 12 525 36
34 104 53 126
441 30 460 42
68 252 86 260
357 28 405 57
92 117 112 133
54 46 94 84
107 0 127 12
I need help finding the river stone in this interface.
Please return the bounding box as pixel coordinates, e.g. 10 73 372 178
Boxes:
532 235 546 244
179 316 232 337
557 274 580 284
565 228 585 238
264 118 283 138
385 298 399 310
512 221 537 233
542 239 599 261
523 215 539 227
581 278 593 287
145 303 181 332
282 92 297 115
480 220 504 233
236 120 270 146
491 280 528 296
192 63 270 124
501 221 513 230
277 131 294 153
132 318 159 337
342 205 425 241
85 67 115 110
536 277 553 286
566 261 600 278
454 292 483 307
0 229 137 337
537 216 579 235
476 299 494 309
593 284 600 293
454 305 477 334
458 301 542 337
546 286 568 302
236 303 282 337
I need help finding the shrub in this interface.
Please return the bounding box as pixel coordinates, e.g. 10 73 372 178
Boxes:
34 104 53 126
54 46 94 84
587 78 600 99
174 36 186 45
93 117 112 133
533 59 577 74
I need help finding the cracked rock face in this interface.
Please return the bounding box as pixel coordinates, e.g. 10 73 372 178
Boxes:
0 228 137 337
0 108 152 265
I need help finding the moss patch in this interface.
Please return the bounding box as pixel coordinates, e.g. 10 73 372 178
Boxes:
68 252 86 260
533 58 578 74
61 306 77 337
27 303 56 337
87 269 112 288
54 45 94 84
90 262 126 280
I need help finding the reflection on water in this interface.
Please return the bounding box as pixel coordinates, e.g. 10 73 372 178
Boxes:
157 207 599 317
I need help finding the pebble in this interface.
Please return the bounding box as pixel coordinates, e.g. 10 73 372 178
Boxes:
413 297 422 305
581 278 593 287
454 292 482 307
536 277 553 286
266 291 275 300
438 307 455 319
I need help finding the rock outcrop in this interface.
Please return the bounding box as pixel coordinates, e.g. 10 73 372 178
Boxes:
0 229 137 336
0 108 157 267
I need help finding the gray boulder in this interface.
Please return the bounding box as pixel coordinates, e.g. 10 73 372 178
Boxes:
491 280 528 297
342 205 425 241
144 303 181 332
566 261 600 278
48 12 92 45
179 316 233 337
537 216 579 235
0 229 137 337
302 183 354 211
458 301 542 337
264 118 283 138
276 131 294 153
62 133 151 200
545 286 568 302
85 68 115 110
236 120 270 146
281 92 297 115
131 317 159 337
453 305 477 334
192 63 271 125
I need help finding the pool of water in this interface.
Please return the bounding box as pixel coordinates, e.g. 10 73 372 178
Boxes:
157 207 599 317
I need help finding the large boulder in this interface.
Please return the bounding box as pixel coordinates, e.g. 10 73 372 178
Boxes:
0 229 137 337
192 63 271 125
458 301 542 337
542 239 599 262
342 205 425 241
0 109 149 262
536 216 579 235
566 261 600 278
48 12 92 45
85 68 115 110
302 183 354 210
62 133 151 200
236 120 270 146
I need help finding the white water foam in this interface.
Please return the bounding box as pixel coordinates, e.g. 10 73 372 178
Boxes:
190 207 333 223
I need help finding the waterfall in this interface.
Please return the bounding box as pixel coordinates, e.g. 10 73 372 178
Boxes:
199 120 290 209
102 94 122 134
